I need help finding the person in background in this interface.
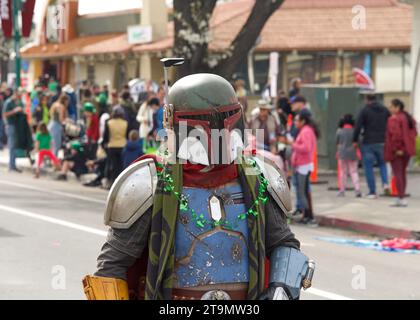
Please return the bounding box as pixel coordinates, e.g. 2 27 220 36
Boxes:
336 114 362 198
56 141 88 181
3 89 25 172
248 99 281 153
0 91 5 150
48 94 69 156
353 94 391 199
29 84 42 116
48 77 59 95
291 111 319 226
152 86 166 141
276 90 292 128
120 91 138 132
84 102 99 159
110 90 119 107
102 106 128 187
84 157 107 188
81 85 93 105
62 84 78 121
289 78 302 100
48 84 62 107
34 122 61 178
79 80 89 101
122 130 143 169
32 94 50 132
288 96 311 216
137 97 158 140
234 79 248 114
96 85 109 117
289 95 310 139
384 99 418 207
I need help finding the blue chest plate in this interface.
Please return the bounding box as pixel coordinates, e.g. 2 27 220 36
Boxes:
174 181 249 288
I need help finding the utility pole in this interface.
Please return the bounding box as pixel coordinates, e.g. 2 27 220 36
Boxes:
12 0 21 88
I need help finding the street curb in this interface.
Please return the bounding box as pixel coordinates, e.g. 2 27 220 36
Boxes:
318 216 418 239
0 161 54 177
0 161 89 182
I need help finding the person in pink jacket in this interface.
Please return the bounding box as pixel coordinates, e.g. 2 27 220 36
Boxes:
292 110 319 225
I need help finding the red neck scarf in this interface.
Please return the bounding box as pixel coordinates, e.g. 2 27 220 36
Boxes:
135 154 238 188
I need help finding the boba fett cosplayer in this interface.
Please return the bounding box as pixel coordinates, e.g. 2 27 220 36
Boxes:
83 58 315 300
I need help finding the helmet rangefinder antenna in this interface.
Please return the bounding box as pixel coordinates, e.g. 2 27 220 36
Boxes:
160 57 185 104
160 58 184 130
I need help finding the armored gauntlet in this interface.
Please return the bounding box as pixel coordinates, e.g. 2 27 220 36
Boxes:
82 275 129 300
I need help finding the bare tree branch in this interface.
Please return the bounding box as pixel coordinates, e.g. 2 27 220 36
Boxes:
214 0 284 78
173 0 284 79
173 0 218 77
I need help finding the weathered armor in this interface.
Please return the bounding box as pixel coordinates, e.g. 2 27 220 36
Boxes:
104 158 157 229
174 181 249 287
83 70 314 300
103 157 292 230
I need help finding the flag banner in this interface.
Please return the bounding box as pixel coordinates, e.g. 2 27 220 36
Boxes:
0 0 13 38
21 0 36 37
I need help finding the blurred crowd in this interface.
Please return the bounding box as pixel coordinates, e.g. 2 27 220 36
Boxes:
237 77 417 226
0 76 167 190
0 75 417 223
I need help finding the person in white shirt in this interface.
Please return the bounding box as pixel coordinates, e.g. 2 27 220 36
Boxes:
136 97 159 140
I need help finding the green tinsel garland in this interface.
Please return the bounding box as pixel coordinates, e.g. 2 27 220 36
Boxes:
155 158 269 231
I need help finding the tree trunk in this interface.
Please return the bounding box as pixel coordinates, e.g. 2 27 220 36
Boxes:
173 0 284 80
173 0 218 77
214 0 285 79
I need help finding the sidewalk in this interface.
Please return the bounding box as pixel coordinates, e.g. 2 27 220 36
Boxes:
1 148 419 239
310 174 420 239
0 149 95 183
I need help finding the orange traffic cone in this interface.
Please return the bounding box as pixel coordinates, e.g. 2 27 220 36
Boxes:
390 176 398 197
310 145 318 184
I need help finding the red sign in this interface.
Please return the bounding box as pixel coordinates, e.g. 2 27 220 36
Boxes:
21 0 35 37
0 0 13 38
353 67 375 90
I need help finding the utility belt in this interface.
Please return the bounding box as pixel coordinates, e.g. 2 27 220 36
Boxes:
172 288 247 300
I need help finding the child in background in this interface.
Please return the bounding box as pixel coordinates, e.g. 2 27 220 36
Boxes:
122 130 144 169
34 122 61 178
336 114 362 197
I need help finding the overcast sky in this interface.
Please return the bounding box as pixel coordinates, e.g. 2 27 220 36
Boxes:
34 0 174 24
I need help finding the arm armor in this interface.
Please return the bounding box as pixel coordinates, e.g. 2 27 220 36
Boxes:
269 246 315 300
104 158 157 229
254 157 292 214
83 275 129 300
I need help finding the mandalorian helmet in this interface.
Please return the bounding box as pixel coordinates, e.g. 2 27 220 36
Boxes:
163 73 246 166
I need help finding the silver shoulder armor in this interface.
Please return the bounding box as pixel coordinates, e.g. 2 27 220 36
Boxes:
254 157 292 213
104 158 158 229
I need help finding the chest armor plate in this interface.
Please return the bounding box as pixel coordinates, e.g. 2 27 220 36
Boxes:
174 180 249 288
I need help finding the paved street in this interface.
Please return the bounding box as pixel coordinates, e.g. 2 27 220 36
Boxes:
0 169 419 300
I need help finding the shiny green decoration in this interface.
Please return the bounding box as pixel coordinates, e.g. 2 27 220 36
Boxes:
155 159 269 230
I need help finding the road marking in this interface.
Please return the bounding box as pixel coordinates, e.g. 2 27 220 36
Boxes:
0 204 107 237
304 287 354 300
300 242 315 247
0 180 105 204
0 197 353 301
